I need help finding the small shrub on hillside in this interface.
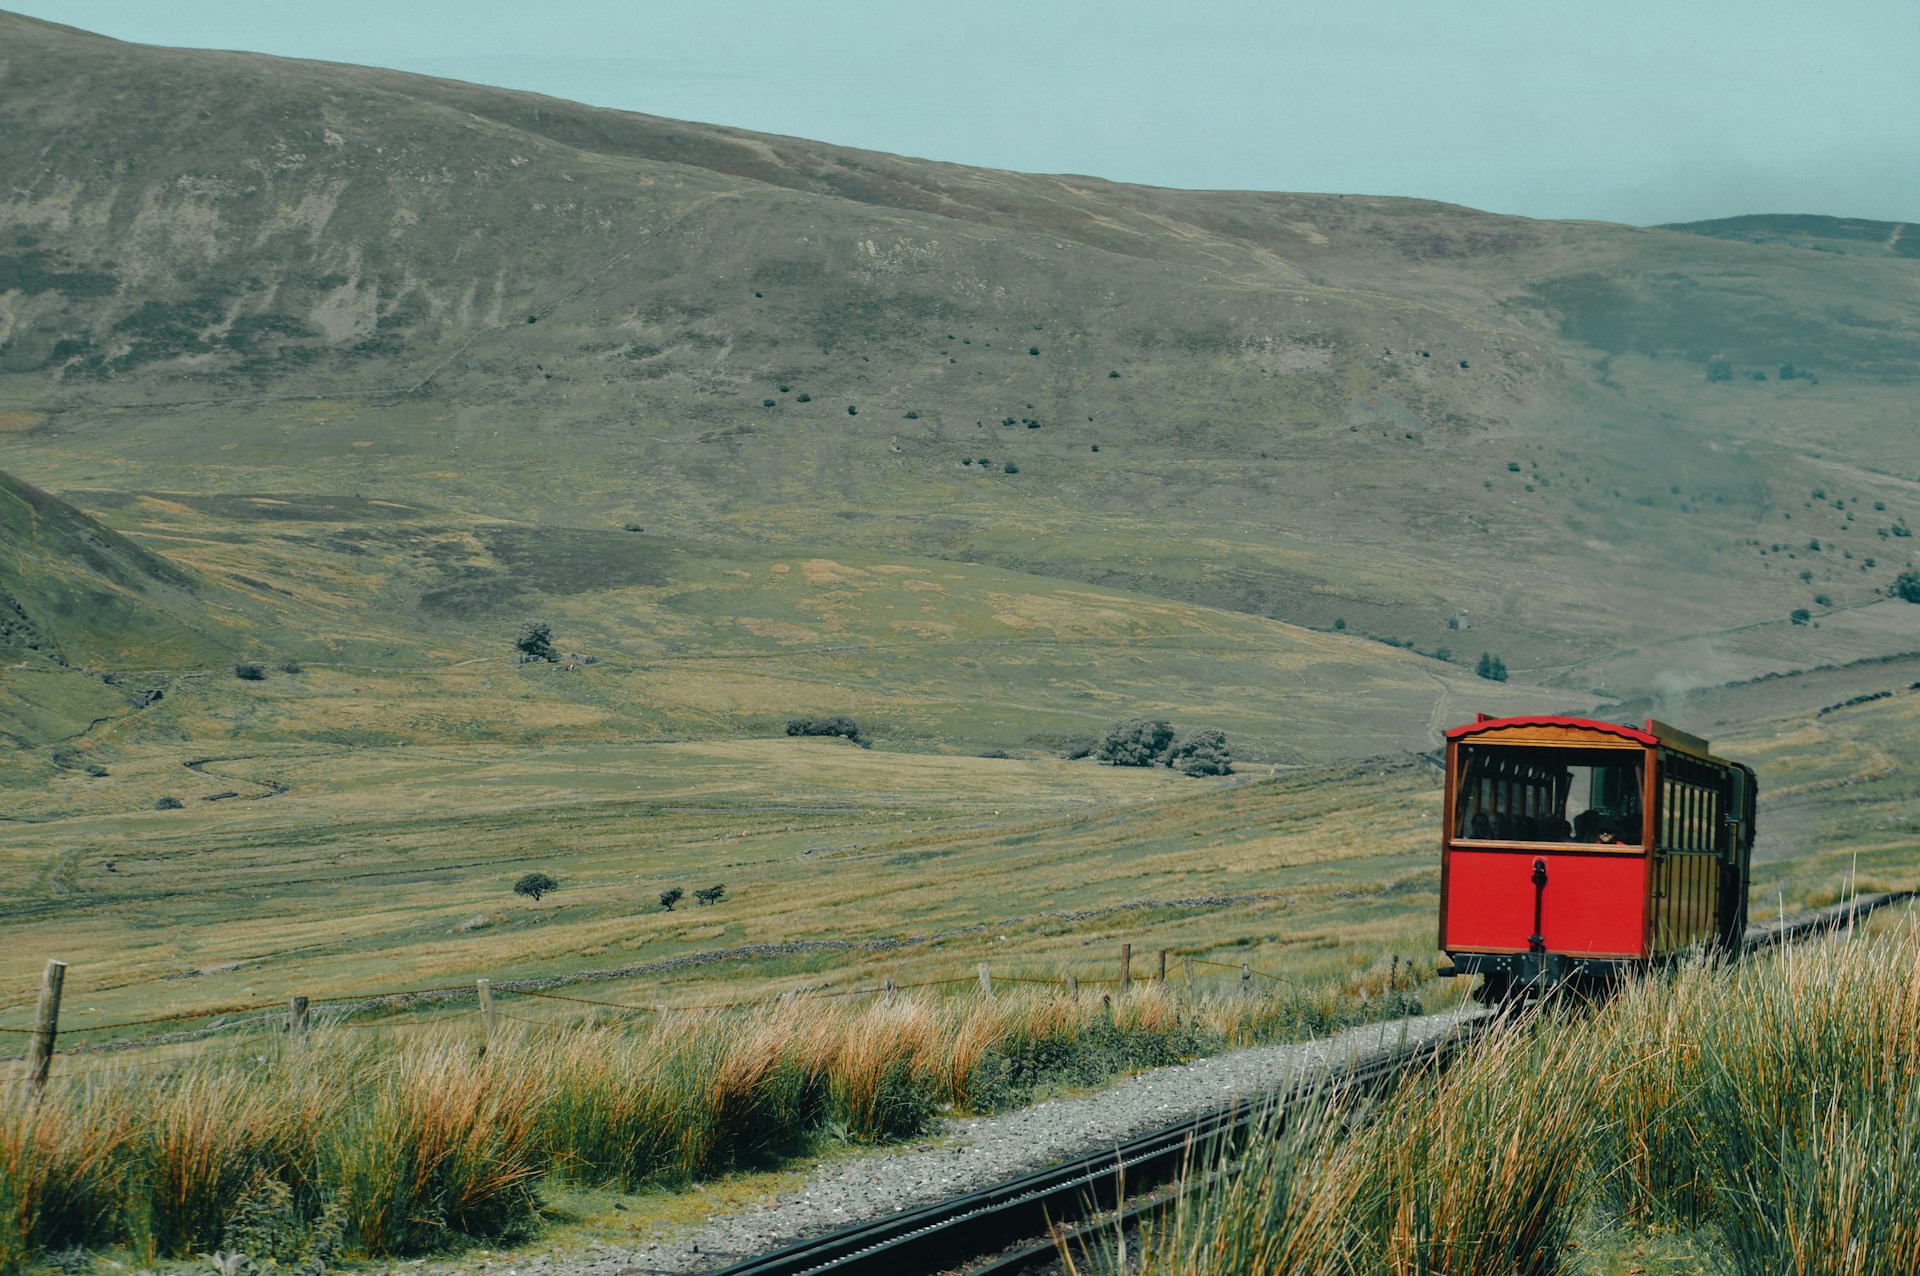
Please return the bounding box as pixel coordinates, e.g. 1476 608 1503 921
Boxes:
795 392 811 403
659 887 684 911
233 663 266 681
786 715 862 742
1167 727 1232 777
155 796 184 810
1098 718 1175 767
1002 461 1019 474
276 660 302 674
694 884 727 906
1475 652 1508 682
1790 608 1812 625
1896 570 1920 603
513 872 558 901
515 619 554 661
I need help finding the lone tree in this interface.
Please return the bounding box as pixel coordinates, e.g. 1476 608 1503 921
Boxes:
1098 718 1175 767
694 884 728 906
659 887 684 912
516 618 554 662
1167 727 1232 777
1475 653 1509 683
1896 570 1920 604
514 871 559 901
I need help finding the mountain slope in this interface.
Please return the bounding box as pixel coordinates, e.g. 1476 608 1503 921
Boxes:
2 11 1918 700
0 468 234 666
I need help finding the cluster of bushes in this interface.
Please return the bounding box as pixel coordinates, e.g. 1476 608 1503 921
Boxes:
1096 719 1231 776
784 715 862 743
1474 652 1508 682
657 885 726 911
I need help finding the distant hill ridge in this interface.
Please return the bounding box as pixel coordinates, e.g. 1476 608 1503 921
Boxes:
1664 214 1920 259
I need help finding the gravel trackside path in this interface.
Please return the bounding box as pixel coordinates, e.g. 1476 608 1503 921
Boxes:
415 1007 1480 1276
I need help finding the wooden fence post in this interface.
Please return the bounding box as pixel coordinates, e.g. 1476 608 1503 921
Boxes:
26 959 64 1093
884 979 897 1005
1156 949 1168 987
1183 957 1194 993
1119 943 1132 990
288 995 309 1046
477 979 496 1038
1066 973 1078 1000
977 962 993 999
1241 962 1252 996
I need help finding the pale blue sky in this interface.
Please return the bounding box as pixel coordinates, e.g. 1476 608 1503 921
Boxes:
13 1 1919 226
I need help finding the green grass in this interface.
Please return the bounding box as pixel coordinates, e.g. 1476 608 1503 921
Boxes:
6 659 1916 1052
0 979 1433 1273
1098 911 1920 1276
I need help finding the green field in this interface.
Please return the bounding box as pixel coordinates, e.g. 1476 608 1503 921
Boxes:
5 654 1916 1055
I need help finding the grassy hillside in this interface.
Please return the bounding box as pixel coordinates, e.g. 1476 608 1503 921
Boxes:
4 658 1913 1044
2 12 1918 696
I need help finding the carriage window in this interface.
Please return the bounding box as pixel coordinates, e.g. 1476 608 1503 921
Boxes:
1454 745 1643 845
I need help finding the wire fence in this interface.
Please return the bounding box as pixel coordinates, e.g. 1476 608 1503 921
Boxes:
1 939 1370 1080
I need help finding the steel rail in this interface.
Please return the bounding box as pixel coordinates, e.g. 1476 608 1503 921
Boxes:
704 1016 1491 1276
704 889 1916 1276
1739 888 1915 954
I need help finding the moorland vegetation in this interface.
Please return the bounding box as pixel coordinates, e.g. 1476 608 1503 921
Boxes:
0 976 1426 1273
1104 912 1920 1276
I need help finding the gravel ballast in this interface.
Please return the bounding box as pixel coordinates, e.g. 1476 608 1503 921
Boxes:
412 1006 1479 1276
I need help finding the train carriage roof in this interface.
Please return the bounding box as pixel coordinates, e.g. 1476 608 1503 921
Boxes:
1446 715 1724 762
1444 715 1659 746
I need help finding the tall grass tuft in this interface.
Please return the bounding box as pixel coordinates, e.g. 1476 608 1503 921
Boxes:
0 1086 131 1275
131 1067 307 1258
321 1038 544 1254
1357 1021 1593 1276
1107 1092 1366 1276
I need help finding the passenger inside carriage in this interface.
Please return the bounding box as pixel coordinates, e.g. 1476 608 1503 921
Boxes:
1454 744 1643 846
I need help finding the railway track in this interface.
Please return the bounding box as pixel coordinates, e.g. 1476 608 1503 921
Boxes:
706 889 1915 1276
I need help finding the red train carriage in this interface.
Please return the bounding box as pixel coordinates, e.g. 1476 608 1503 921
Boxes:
1437 715 1756 999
